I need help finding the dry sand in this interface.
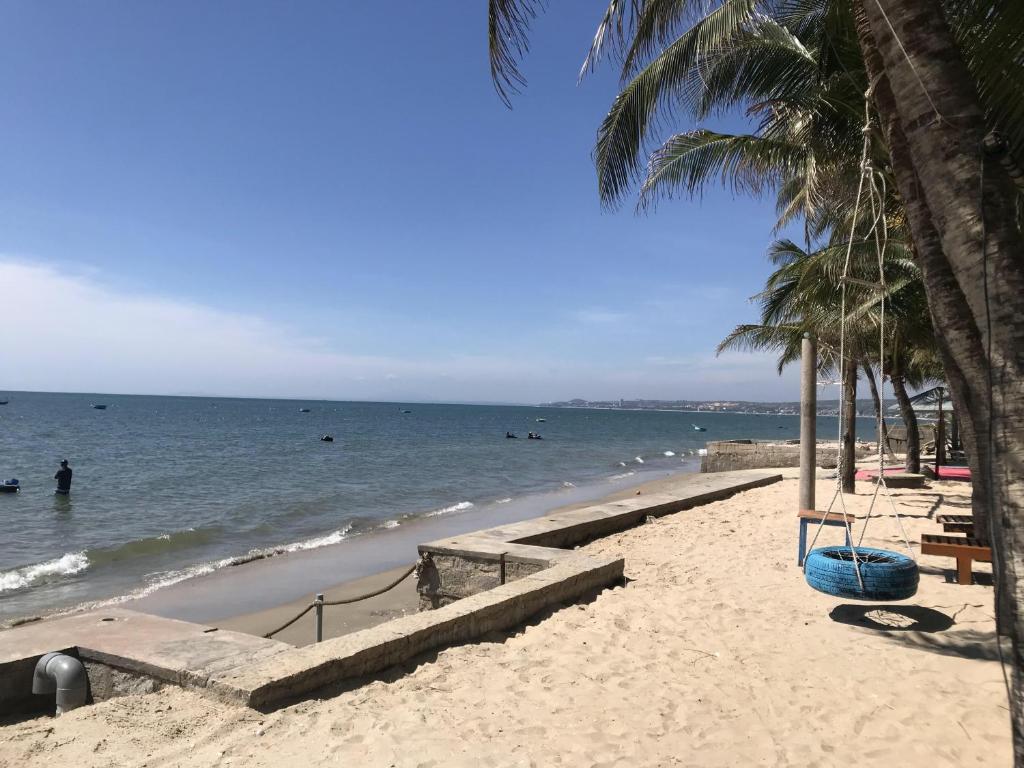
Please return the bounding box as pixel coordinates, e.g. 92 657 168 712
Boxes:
0 474 1010 767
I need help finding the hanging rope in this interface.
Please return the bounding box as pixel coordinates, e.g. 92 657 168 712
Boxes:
804 88 917 587
262 562 418 639
855 165 915 559
804 94 873 590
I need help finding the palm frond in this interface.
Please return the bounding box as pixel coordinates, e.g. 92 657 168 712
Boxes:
488 0 546 108
637 130 803 207
593 0 759 206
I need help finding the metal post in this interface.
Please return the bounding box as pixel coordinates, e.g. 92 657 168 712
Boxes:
799 334 817 513
314 593 324 644
499 552 507 585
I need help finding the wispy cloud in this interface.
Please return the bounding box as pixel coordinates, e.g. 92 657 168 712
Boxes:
0 259 801 402
569 308 630 326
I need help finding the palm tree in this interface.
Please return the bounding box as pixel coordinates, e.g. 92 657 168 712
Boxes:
486 1 1024 753
718 233 921 490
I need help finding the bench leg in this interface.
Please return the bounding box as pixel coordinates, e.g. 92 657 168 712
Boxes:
798 520 808 567
956 556 974 586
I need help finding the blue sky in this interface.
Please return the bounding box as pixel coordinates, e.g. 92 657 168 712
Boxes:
0 1 800 403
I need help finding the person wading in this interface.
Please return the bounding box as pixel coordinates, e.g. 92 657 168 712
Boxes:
54 459 72 496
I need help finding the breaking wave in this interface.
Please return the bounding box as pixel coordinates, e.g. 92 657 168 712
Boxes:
0 552 90 593
424 501 474 517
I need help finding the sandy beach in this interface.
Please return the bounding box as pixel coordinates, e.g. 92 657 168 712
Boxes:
0 472 1009 766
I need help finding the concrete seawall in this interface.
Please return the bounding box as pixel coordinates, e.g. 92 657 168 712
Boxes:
701 440 872 473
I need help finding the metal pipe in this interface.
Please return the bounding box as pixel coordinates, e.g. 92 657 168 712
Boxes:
799 334 817 512
314 593 324 643
32 652 88 715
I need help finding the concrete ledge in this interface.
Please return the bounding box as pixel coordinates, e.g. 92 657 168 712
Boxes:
701 440 872 472
417 471 782 607
211 552 623 709
0 609 292 715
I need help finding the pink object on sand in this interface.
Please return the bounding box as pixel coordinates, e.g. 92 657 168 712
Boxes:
854 466 905 480
936 466 971 480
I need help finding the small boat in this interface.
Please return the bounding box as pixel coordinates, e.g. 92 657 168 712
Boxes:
401 409 412 414
536 418 546 422
299 408 311 413
92 404 108 410
692 424 706 432
1 479 19 493
0 400 8 405
506 432 518 439
320 434 334 442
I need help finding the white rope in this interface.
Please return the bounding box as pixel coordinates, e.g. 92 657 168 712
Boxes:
804 97 873 590
854 160 915 560
805 88 918 585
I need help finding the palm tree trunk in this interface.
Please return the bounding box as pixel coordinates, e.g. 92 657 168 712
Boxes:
891 374 921 474
861 361 889 454
855 0 1024 757
839 356 857 493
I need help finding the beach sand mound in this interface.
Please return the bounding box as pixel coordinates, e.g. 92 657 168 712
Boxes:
0 476 1008 767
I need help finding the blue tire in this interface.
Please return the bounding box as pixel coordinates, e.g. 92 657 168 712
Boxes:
804 546 918 601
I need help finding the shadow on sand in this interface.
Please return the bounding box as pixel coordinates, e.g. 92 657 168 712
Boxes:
829 603 1004 662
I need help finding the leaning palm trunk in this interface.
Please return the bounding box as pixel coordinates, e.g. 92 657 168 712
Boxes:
890 374 921 474
855 0 1024 758
861 361 889 455
839 356 858 493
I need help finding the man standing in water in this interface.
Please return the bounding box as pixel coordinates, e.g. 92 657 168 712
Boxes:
54 459 72 496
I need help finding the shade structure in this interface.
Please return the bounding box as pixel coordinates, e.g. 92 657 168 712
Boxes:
887 385 951 414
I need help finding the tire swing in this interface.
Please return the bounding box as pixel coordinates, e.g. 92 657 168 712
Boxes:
803 96 919 602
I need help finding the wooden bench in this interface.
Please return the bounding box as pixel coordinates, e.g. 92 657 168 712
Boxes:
921 533 992 585
797 510 855 566
936 514 974 534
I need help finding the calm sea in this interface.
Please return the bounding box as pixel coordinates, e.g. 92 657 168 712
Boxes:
0 392 857 621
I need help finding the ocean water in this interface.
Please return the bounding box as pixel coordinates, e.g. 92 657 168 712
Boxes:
0 392 853 621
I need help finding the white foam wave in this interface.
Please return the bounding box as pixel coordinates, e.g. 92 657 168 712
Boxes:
562 481 576 488
425 501 474 517
0 552 89 593
281 523 354 553
618 461 628 467
663 451 676 457
610 471 636 480
698 448 708 456
22 522 364 618
634 456 645 464
495 498 513 504
382 520 400 529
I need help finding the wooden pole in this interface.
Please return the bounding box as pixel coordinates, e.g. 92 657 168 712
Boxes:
800 335 817 512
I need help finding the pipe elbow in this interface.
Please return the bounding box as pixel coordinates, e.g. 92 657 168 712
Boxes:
32 652 88 714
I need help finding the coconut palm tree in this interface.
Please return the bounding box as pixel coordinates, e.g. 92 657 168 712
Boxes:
718 232 922 490
485 1 1024 752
